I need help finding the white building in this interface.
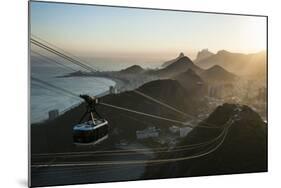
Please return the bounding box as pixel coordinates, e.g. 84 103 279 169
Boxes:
169 125 180 133
109 86 118 94
136 126 159 139
48 109 59 120
169 125 192 138
179 127 192 137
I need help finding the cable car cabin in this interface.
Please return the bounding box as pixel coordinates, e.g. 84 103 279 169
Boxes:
73 119 109 145
73 94 109 145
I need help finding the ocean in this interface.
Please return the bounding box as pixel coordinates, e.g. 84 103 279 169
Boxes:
30 64 116 123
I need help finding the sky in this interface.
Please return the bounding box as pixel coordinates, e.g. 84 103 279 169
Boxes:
30 1 267 61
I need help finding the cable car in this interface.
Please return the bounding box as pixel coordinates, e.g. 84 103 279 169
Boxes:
73 95 109 145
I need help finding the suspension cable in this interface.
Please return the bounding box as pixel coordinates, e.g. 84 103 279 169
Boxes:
31 36 113 87
31 34 100 71
132 90 222 128
100 102 221 129
31 50 77 72
31 38 96 72
31 121 231 167
31 76 80 99
100 102 187 125
133 89 192 118
32 119 228 158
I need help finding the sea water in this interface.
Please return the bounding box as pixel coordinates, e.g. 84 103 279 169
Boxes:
30 64 115 123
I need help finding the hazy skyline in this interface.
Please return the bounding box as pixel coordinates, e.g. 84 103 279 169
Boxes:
30 1 266 61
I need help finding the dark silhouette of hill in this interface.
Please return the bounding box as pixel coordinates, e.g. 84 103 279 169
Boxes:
143 103 267 178
161 52 185 68
185 103 267 175
119 65 144 74
196 50 266 78
194 49 214 63
174 69 207 96
100 79 206 134
156 56 202 78
200 65 237 83
137 79 187 104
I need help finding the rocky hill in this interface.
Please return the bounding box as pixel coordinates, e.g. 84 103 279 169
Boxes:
174 69 207 96
119 65 145 74
143 103 267 178
194 49 214 63
199 65 237 83
161 52 185 68
156 56 202 78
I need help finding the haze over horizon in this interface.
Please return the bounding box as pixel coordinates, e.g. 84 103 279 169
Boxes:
30 1 266 62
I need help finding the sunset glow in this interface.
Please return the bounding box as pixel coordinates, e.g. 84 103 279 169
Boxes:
30 2 266 60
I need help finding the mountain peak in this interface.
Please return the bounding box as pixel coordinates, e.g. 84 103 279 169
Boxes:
178 52 185 58
200 65 236 83
120 65 144 74
164 55 194 70
195 49 214 62
161 52 186 68
217 50 230 55
208 64 225 71
175 56 193 64
205 65 234 75
203 103 265 130
157 54 202 78
180 103 267 175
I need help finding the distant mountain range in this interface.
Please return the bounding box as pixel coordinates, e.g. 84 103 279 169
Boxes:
196 50 266 78
156 54 237 84
64 49 265 83
64 50 257 85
